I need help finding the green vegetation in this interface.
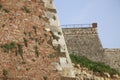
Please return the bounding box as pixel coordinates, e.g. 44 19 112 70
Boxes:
33 26 37 34
3 8 10 13
70 54 120 75
35 46 39 57
17 44 24 60
21 6 30 13
23 38 28 47
3 42 16 53
1 42 25 60
0 4 3 9
3 69 8 77
0 4 9 13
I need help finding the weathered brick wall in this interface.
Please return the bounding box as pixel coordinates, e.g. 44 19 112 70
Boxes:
0 0 75 79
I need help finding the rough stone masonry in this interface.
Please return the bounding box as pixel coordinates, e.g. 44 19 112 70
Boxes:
62 23 120 72
0 0 75 79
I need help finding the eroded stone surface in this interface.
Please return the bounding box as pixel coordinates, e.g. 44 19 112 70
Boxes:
0 0 75 79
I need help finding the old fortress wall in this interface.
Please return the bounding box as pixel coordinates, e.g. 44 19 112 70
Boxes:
62 23 120 72
103 49 120 71
0 0 75 79
0 0 120 79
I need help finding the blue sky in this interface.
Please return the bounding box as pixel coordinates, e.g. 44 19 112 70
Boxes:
54 0 120 48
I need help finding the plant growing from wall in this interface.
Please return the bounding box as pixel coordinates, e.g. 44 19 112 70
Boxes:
0 4 9 13
2 69 8 77
0 4 3 9
23 38 28 47
33 26 37 34
35 46 39 57
3 8 10 13
15 48 18 56
21 6 30 13
17 44 24 60
3 42 16 53
70 54 120 76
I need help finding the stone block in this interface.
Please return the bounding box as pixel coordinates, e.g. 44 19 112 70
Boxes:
60 57 68 67
51 62 62 71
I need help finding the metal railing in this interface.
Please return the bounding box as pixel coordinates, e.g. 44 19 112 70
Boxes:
61 24 92 28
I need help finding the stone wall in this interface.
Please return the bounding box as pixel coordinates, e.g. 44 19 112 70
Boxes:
0 0 74 79
103 49 120 72
62 23 120 72
62 26 104 62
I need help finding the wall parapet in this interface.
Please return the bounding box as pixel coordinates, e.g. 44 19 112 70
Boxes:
63 27 98 35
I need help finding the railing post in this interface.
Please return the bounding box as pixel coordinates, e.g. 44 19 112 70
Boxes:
92 23 97 28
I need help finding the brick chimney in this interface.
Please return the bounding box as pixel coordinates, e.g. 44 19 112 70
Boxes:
92 23 97 28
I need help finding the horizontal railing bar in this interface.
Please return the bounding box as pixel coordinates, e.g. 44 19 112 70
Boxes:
61 24 92 28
